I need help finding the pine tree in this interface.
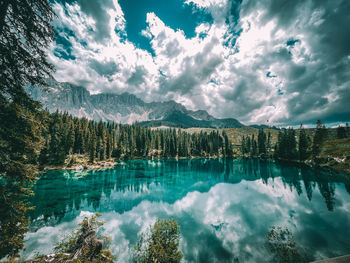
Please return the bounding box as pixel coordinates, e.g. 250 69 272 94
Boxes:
258 129 267 157
251 135 258 157
274 129 297 160
106 133 113 159
88 132 97 164
336 125 347 139
246 136 251 155
286 128 297 160
274 130 282 158
222 130 232 158
0 1 55 95
48 121 66 165
312 120 326 158
0 0 56 258
266 132 271 156
241 136 246 155
74 123 84 154
298 125 309 161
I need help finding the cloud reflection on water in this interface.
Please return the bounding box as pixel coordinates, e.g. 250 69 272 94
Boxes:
23 159 350 262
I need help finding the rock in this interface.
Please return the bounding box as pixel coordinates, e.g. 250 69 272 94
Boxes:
74 165 84 172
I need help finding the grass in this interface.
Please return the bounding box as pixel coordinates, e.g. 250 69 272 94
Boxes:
182 127 279 145
318 137 350 173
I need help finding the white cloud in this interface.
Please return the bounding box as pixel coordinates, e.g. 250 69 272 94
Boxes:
47 0 350 125
49 1 159 100
185 0 230 23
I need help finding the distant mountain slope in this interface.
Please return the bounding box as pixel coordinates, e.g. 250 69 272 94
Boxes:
249 124 279 130
140 111 243 128
27 79 244 128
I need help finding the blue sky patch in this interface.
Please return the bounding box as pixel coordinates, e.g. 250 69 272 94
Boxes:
266 72 277 78
118 0 213 54
286 38 301 47
54 34 76 60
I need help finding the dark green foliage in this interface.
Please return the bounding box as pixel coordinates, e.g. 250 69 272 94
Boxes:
317 181 335 211
0 0 56 96
258 129 267 156
298 126 310 161
89 131 97 164
241 136 246 155
0 0 56 258
312 120 327 158
246 136 251 155
222 130 232 158
275 129 298 160
0 180 33 260
133 218 183 263
336 125 347 139
37 113 231 164
266 132 272 155
251 134 258 157
241 130 271 158
48 120 67 165
267 226 308 263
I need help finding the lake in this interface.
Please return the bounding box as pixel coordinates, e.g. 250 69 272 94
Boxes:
22 159 350 262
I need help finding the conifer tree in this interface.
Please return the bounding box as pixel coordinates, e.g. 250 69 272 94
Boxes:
0 0 56 258
88 132 97 164
258 129 267 157
222 130 232 158
336 125 347 139
312 120 327 158
251 135 258 157
287 128 297 160
48 121 66 165
298 125 309 161
241 136 246 155
246 136 251 155
266 132 271 156
275 128 297 160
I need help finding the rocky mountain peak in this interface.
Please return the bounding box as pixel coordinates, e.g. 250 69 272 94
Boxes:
26 79 243 128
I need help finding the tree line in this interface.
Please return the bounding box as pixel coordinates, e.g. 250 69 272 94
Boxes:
41 113 350 166
241 129 272 158
241 120 349 162
37 111 234 166
275 120 349 162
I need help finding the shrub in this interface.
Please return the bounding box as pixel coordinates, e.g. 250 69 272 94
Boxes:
267 226 308 263
133 218 183 263
55 214 114 263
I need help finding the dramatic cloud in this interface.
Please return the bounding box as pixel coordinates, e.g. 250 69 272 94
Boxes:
48 0 350 125
48 0 159 99
236 0 350 124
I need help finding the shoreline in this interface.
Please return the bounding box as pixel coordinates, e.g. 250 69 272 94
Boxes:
39 159 118 173
38 155 350 175
273 157 350 175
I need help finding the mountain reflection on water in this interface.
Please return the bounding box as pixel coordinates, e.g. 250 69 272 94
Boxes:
24 159 350 262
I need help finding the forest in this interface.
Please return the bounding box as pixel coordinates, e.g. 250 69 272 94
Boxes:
37 111 233 166
37 110 350 167
1 0 350 261
242 121 349 162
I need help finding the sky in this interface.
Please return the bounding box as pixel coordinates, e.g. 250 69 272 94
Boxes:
48 0 350 125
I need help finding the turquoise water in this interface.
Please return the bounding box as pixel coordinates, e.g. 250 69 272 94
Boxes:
23 159 350 262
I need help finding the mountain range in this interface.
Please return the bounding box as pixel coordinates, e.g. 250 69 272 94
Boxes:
27 80 244 128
